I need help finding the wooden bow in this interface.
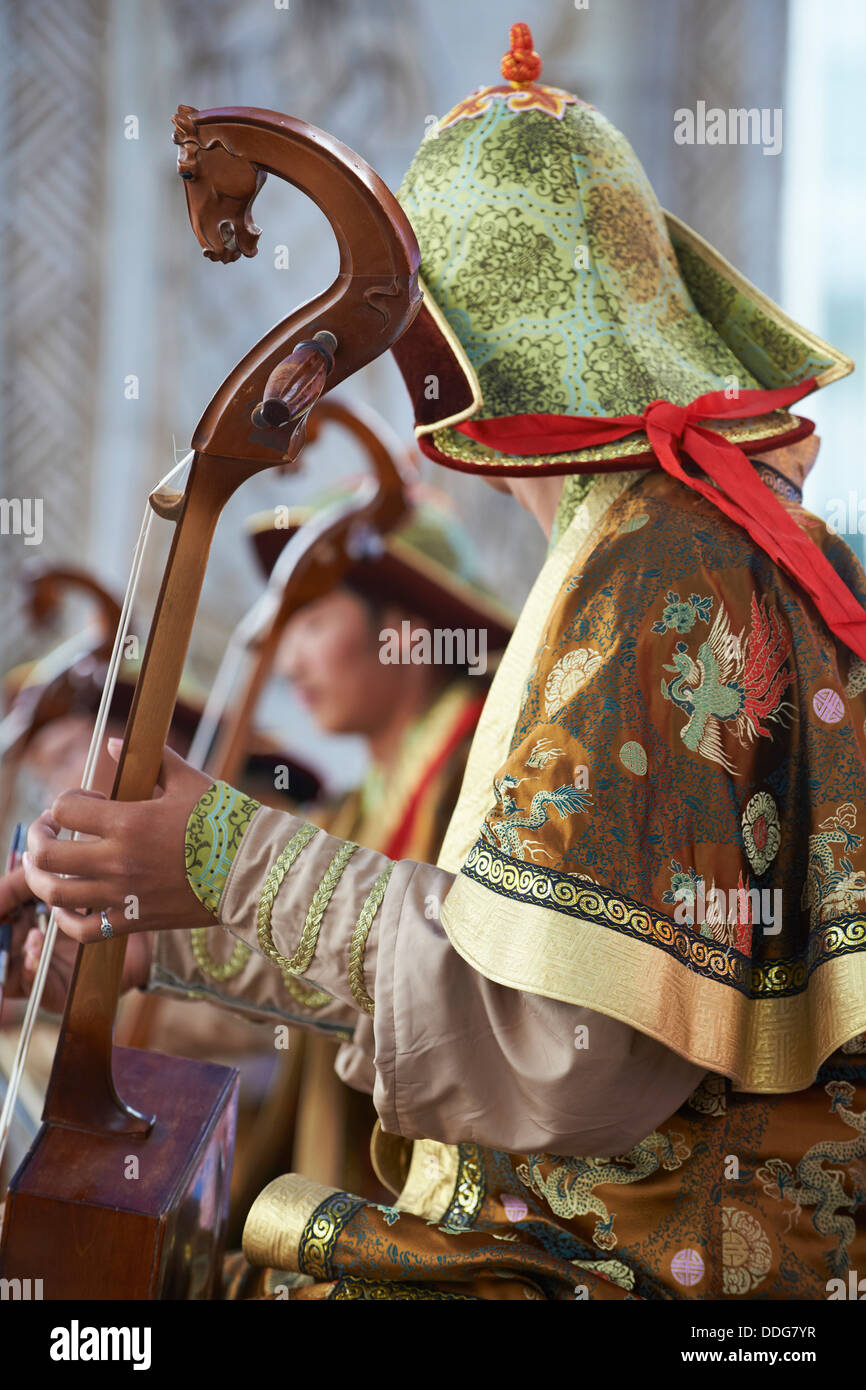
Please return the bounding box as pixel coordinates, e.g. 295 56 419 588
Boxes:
0 104 420 1299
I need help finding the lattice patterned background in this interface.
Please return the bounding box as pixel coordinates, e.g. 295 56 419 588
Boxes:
0 0 108 673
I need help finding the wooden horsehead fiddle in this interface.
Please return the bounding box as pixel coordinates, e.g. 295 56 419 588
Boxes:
0 104 421 1299
116 397 413 1201
122 397 411 1051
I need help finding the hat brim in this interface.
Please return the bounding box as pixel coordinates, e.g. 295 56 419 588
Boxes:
392 215 853 476
247 509 513 652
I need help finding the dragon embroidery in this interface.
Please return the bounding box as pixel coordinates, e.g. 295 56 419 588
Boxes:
516 1131 691 1251
755 1082 866 1277
800 802 866 929
482 772 592 861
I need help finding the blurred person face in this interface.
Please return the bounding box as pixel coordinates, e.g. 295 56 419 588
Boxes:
274 586 434 737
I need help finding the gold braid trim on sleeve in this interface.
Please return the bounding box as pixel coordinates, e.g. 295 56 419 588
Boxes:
257 828 359 1010
347 863 394 1015
190 929 251 982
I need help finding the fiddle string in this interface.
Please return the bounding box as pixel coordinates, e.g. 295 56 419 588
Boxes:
187 581 282 773
0 454 192 1172
186 622 251 773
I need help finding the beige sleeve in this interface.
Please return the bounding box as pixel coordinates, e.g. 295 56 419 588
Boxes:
148 927 358 1042
161 803 707 1153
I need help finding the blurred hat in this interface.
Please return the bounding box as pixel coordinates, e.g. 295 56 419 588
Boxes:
2 652 323 803
247 484 514 652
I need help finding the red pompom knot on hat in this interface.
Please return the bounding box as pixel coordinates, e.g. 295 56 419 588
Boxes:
501 21 541 85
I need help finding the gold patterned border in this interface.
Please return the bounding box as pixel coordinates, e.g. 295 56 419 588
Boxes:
412 273 483 436
440 869 866 1093
462 841 866 998
430 410 806 470
395 1139 461 1221
242 1173 341 1271
440 1144 486 1229
297 1190 365 1281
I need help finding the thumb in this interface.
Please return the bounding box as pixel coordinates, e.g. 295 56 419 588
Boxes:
153 744 198 798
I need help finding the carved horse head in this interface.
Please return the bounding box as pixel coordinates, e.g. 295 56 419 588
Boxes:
172 104 265 262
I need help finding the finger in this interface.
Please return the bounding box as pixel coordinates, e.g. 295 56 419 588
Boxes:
0 864 33 919
50 789 114 836
54 906 128 945
26 818 118 877
106 737 124 763
27 811 61 849
21 856 121 916
23 927 43 973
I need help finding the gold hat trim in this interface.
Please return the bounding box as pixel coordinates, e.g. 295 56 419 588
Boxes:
430 411 808 471
413 273 483 437
666 212 854 390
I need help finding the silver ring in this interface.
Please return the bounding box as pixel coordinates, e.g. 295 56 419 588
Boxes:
100 911 114 940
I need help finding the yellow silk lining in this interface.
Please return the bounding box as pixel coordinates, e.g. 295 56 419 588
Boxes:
437 468 643 874
394 1138 461 1222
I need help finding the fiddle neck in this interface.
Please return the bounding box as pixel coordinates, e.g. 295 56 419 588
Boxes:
186 107 420 462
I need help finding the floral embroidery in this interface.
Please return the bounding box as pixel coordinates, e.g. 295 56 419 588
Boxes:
544 647 604 718
373 1205 401 1226
741 791 781 876
687 1074 727 1117
438 82 581 131
651 589 712 635
721 1208 772 1294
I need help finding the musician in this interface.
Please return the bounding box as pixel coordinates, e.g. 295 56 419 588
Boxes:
5 24 866 1300
170 489 512 1209
1 489 512 1221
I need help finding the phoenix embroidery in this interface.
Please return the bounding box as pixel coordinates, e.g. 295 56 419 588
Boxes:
659 592 795 773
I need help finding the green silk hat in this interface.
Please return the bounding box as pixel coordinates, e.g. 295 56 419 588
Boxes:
390 22 866 663
392 23 852 476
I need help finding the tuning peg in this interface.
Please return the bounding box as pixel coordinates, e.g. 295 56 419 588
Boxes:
251 331 338 429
